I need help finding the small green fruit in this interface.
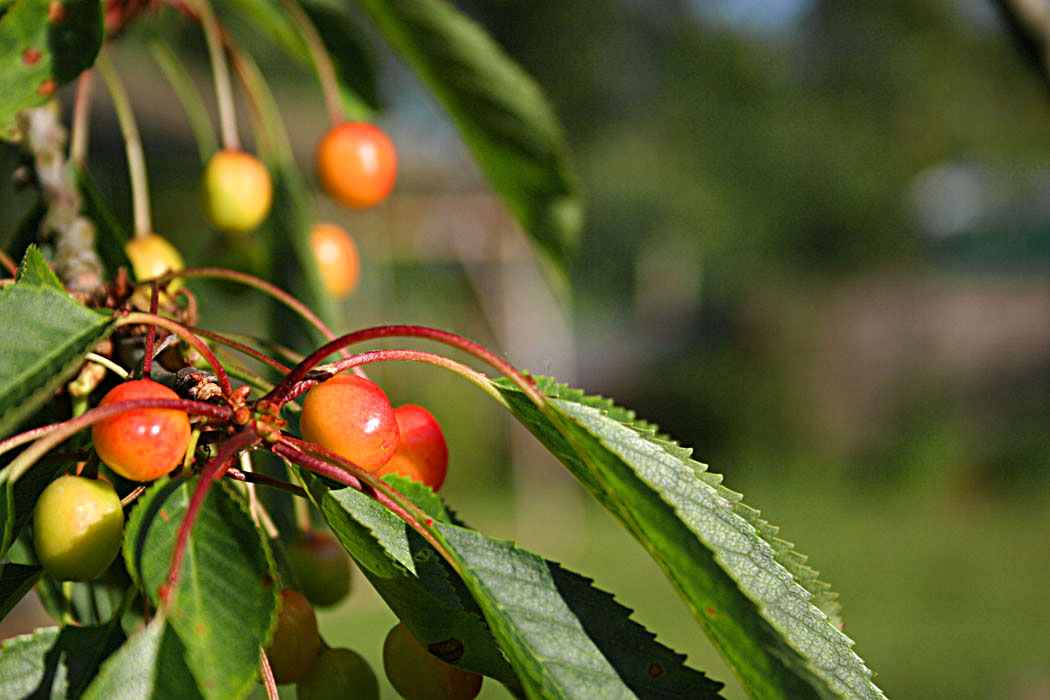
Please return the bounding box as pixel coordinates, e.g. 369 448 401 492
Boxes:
265 589 321 685
287 531 352 607
297 647 378 700
383 623 482 700
33 475 124 581
200 149 272 234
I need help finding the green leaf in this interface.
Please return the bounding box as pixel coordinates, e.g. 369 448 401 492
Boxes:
0 460 67 559
0 0 104 141
81 614 204 700
301 471 723 699
0 279 113 440
0 619 126 699
74 168 133 279
17 245 63 290
354 0 582 269
0 562 42 621
123 478 278 700
496 378 886 700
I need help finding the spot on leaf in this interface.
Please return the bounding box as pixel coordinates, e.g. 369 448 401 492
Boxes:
647 662 664 678
428 637 464 663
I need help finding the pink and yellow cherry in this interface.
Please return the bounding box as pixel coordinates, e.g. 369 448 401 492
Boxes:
383 623 482 700
287 531 352 608
265 589 322 685
315 122 397 209
91 379 191 482
297 646 378 700
33 475 124 581
124 233 185 291
201 149 273 234
376 405 448 491
299 374 399 472
310 222 360 299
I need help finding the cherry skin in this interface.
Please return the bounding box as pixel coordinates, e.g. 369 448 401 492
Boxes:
383 623 482 700
300 374 399 472
200 149 273 234
33 475 124 581
297 647 378 700
376 405 448 491
287 531 352 607
124 233 185 291
310 222 360 299
91 379 191 482
315 122 397 209
265 589 322 685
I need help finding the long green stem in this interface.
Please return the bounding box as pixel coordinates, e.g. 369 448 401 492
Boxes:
276 0 343 125
193 0 239 150
70 70 93 168
96 50 152 237
148 36 218 163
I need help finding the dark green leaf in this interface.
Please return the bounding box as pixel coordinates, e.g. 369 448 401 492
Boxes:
0 460 67 559
74 168 132 279
0 563 42 621
0 281 113 439
123 478 278 700
5 199 46 263
0 0 104 141
354 0 582 269
496 378 886 700
16 246 62 290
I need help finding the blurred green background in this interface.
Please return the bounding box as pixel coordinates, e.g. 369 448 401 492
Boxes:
3 0 1050 698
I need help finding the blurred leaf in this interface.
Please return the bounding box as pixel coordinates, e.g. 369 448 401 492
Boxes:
0 562 42 620
123 478 278 700
495 377 885 700
75 167 133 280
81 614 204 700
0 627 63 698
17 245 62 289
0 460 66 559
302 471 723 699
0 619 126 699
5 199 46 263
0 277 113 440
0 0 104 141
354 0 582 270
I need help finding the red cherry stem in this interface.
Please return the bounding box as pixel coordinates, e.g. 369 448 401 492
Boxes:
150 267 350 359
282 349 504 405
225 467 306 498
162 429 260 605
187 325 291 374
272 437 459 574
117 312 233 395
265 325 543 408
142 281 160 377
0 250 17 278
259 648 279 700
0 398 230 483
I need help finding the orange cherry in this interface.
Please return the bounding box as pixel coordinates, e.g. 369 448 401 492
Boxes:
315 122 396 209
376 405 448 491
299 374 399 471
310 222 360 298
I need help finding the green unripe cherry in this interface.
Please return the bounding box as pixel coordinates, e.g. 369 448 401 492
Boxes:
33 475 124 581
287 531 352 607
297 647 378 700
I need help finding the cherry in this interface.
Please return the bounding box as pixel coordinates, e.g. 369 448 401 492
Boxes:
383 623 482 700
33 475 124 581
124 233 185 291
297 646 378 700
265 589 321 685
299 374 399 472
287 531 352 608
91 379 191 482
315 122 397 209
310 222 360 299
200 149 273 234
376 405 448 491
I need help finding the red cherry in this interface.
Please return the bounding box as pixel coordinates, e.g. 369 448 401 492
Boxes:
91 379 191 482
376 405 448 491
315 123 397 209
299 374 399 471
265 589 321 685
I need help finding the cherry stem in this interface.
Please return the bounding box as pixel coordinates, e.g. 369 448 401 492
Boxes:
148 37 218 163
0 250 18 278
222 332 305 364
284 349 505 406
266 325 543 408
188 325 290 374
96 50 152 238
163 429 260 604
272 437 458 573
193 0 239 151
70 69 93 169
142 281 160 377
0 398 230 483
84 352 130 379
259 648 278 700
225 466 306 498
276 0 343 125
149 267 349 359
117 312 233 395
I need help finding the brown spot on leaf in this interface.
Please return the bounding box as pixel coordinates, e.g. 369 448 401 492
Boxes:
159 509 169 521
704 606 717 618
428 638 464 663
261 574 272 588
22 48 41 65
47 1 67 23
425 518 433 526
37 80 56 97
195 624 207 635
648 662 664 678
